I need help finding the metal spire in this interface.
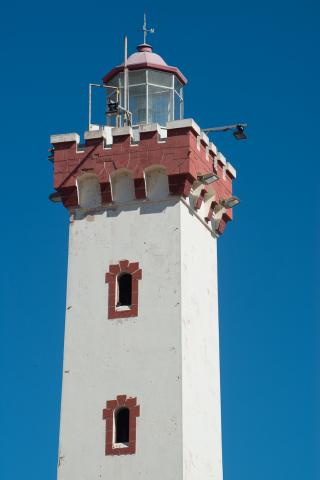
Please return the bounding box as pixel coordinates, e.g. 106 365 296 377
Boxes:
141 13 154 44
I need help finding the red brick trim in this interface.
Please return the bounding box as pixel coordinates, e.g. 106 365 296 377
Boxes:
215 212 232 235
134 178 147 200
205 200 219 222
102 395 140 456
194 188 207 210
168 173 194 197
105 260 142 319
51 125 236 235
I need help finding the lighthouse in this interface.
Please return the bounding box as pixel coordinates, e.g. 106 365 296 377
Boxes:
50 27 238 480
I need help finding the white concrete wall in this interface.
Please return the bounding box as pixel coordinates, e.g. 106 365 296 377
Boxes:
180 206 223 480
58 198 183 480
58 198 222 480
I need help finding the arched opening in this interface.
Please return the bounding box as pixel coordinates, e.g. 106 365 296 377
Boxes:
115 407 130 444
76 174 102 209
145 166 169 201
117 273 132 307
110 169 135 203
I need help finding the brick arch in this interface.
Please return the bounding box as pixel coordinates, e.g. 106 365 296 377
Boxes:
102 395 140 455
105 260 142 319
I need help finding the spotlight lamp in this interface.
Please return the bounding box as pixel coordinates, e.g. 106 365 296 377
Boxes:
203 123 248 140
49 192 62 203
220 196 240 209
197 173 219 185
233 124 247 140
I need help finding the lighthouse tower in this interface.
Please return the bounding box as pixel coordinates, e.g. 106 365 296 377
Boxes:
50 34 237 480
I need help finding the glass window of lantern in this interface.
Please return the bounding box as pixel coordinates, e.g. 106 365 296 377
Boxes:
173 77 184 121
129 85 147 125
106 74 119 87
129 70 146 85
174 77 183 98
105 69 184 126
148 70 173 88
148 84 173 125
174 91 183 120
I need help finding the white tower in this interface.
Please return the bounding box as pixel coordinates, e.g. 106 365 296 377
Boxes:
50 37 237 480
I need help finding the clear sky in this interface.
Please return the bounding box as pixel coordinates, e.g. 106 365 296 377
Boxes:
0 1 318 479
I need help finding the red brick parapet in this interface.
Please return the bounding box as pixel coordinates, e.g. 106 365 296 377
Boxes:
102 395 140 456
50 119 237 235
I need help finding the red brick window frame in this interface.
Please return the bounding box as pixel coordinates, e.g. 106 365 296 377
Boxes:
105 260 142 319
102 395 140 455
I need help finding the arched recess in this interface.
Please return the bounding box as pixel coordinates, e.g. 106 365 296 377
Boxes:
110 169 135 203
76 173 102 209
144 165 169 201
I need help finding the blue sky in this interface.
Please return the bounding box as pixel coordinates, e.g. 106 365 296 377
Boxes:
0 1 318 479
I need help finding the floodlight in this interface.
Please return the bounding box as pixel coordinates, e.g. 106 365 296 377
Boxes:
49 192 62 203
233 125 247 140
197 173 219 185
203 123 248 140
221 196 240 208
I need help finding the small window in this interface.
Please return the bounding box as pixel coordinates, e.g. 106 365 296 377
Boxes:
103 394 140 455
115 408 130 444
117 273 132 307
105 260 142 319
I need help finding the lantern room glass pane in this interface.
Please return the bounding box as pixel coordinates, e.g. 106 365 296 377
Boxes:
174 91 183 120
148 84 172 125
148 70 172 87
106 73 124 88
174 77 183 97
129 70 146 85
106 74 119 87
129 85 147 125
118 73 124 87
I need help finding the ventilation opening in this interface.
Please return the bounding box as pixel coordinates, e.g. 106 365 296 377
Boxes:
117 273 132 307
115 407 130 444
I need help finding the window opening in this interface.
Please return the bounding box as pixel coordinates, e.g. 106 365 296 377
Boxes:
115 408 130 444
117 273 132 307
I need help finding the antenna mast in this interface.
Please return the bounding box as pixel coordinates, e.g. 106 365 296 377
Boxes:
124 35 129 125
141 13 154 44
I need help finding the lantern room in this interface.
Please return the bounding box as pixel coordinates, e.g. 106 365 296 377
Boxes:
102 43 187 127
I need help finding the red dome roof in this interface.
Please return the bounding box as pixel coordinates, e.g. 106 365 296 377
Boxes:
126 43 167 67
102 44 187 85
